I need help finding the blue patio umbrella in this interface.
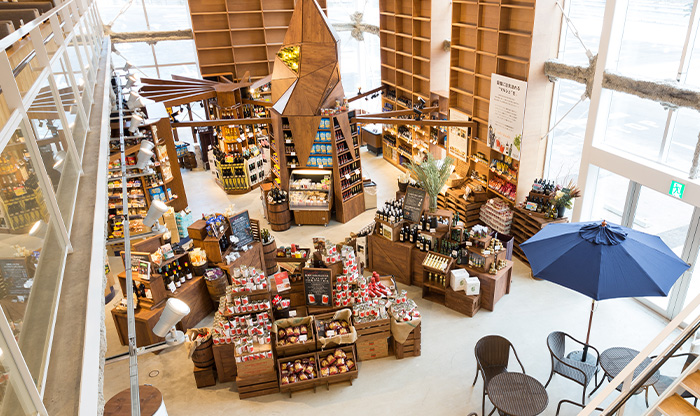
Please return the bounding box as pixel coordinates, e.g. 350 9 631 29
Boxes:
520 220 690 360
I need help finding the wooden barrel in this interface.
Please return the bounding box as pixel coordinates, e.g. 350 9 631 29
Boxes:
263 239 278 276
191 336 215 368
205 273 227 303
268 201 292 232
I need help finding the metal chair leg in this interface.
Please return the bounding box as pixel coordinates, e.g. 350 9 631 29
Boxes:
544 370 554 388
482 389 486 416
473 368 480 386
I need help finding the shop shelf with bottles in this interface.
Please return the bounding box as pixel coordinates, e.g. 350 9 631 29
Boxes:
421 252 455 305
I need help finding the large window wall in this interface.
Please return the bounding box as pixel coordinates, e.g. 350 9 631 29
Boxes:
547 0 700 320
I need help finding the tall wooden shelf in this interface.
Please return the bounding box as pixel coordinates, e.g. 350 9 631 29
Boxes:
379 0 451 171
448 0 560 204
188 0 327 81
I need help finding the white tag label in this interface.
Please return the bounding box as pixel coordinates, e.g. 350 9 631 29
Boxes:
290 152 295 156
168 282 176 293
345 174 350 180
289 310 297 317
326 330 336 337
299 334 307 342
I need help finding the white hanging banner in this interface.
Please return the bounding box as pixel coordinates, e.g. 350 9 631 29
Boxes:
488 74 528 160
447 108 469 163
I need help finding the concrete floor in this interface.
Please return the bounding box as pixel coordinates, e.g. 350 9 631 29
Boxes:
103 146 678 415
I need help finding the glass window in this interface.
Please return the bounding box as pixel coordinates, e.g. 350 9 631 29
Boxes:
685 26 700 87
632 185 694 311
112 43 156 70
585 166 630 224
664 108 700 174
0 327 41 415
26 79 72 192
558 0 606 66
603 91 669 162
96 0 192 32
153 40 197 66
615 0 692 78
0 125 67 389
546 80 589 185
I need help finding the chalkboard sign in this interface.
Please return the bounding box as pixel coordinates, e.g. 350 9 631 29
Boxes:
303 268 332 306
0 258 30 298
228 210 254 248
403 186 427 223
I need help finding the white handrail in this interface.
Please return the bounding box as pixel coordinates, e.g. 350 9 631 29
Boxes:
580 293 700 414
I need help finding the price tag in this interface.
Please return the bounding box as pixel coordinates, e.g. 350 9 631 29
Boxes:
290 152 295 156
298 334 307 342
345 174 350 180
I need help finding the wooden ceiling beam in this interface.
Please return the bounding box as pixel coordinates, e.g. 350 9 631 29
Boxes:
354 118 477 128
172 118 272 127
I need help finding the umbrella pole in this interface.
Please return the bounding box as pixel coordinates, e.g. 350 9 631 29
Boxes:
582 299 595 361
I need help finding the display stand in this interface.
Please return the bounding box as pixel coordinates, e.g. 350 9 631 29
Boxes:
289 169 332 225
421 252 455 305
512 206 568 264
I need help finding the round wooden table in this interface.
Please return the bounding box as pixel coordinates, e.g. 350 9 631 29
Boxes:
488 372 548 416
104 385 167 416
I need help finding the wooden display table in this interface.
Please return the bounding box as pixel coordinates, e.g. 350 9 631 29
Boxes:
215 241 267 277
512 207 568 264
361 124 382 155
455 261 513 311
111 275 215 347
368 234 413 285
111 305 168 348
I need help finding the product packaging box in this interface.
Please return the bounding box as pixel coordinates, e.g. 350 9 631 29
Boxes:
465 276 480 296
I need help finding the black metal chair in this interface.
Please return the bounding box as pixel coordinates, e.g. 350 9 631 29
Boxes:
545 331 600 405
473 335 525 416
650 352 698 406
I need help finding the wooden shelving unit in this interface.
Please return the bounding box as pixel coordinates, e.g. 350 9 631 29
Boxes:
187 0 327 81
448 0 560 203
107 117 188 240
267 0 365 224
379 0 451 171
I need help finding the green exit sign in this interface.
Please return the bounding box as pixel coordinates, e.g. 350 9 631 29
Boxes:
670 180 685 199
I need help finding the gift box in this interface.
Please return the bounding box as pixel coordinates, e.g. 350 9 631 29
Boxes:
465 276 480 295
450 268 469 291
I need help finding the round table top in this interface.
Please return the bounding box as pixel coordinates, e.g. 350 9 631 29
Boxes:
600 347 660 387
104 385 163 416
488 372 548 416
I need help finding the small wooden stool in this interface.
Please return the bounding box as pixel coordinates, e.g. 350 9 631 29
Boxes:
104 385 167 416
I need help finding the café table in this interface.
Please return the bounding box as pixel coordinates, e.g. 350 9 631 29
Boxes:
487 372 548 416
593 347 660 405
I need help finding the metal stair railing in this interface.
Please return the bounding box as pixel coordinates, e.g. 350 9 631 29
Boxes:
579 293 700 415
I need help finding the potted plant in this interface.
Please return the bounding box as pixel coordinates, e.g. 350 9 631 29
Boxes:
550 181 581 218
397 171 411 192
407 153 455 212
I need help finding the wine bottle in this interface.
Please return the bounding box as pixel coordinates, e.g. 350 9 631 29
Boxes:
178 264 186 284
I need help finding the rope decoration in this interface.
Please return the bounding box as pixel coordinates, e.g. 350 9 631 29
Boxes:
332 12 379 41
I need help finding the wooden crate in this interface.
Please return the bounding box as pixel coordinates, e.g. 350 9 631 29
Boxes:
353 317 390 338
393 323 421 359
316 344 359 388
236 350 275 379
356 335 389 361
368 234 413 285
375 219 404 242
193 365 216 388
212 343 237 382
445 287 480 317
236 371 279 399
273 316 316 357
278 351 320 397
